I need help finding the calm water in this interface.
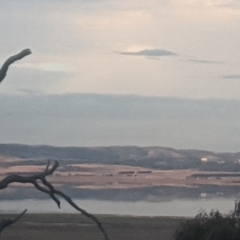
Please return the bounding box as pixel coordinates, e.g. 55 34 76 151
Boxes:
0 198 236 217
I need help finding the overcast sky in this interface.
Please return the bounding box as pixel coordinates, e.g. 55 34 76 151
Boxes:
1 0 240 151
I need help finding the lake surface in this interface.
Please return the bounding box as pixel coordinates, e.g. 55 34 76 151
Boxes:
0 198 237 217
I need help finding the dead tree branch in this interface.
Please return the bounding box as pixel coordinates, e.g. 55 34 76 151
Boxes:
0 50 109 240
0 49 32 236
0 161 110 240
0 161 58 191
0 49 32 83
0 209 27 236
53 189 110 240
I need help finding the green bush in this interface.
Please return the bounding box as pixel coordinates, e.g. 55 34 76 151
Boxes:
175 210 240 240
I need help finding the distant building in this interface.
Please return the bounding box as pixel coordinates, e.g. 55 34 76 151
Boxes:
201 155 220 163
201 157 208 162
200 193 207 198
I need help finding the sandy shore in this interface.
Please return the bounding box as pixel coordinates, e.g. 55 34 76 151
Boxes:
1 214 184 240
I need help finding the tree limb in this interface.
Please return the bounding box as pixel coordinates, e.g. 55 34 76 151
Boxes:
0 50 110 239
0 209 27 235
0 161 110 240
0 49 32 83
0 160 59 190
53 189 110 240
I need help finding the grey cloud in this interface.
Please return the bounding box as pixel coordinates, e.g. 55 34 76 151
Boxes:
0 67 72 93
1 93 240 151
186 58 222 64
119 49 177 58
17 89 45 95
1 92 239 123
221 74 240 80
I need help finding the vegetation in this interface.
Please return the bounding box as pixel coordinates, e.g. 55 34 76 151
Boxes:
175 210 240 240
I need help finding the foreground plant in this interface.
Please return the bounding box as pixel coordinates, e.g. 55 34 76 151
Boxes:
175 210 240 240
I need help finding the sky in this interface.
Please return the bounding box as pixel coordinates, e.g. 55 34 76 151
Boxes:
1 0 240 151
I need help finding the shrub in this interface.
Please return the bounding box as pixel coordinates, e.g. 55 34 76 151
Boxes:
175 210 240 240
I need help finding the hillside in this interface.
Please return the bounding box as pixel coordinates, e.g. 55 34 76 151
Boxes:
0 144 240 171
2 144 240 200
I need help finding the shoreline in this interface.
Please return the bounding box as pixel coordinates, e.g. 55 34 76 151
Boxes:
0 197 235 217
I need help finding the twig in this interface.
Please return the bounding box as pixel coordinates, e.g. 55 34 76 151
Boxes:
54 189 110 240
0 49 32 83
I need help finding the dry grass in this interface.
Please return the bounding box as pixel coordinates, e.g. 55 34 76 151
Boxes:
1 214 183 240
2 159 240 190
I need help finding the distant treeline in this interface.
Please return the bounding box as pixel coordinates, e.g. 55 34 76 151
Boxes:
190 172 240 179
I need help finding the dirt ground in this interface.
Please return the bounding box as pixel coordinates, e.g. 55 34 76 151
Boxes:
1 214 183 240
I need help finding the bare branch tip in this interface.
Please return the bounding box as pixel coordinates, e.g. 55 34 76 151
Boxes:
22 48 32 55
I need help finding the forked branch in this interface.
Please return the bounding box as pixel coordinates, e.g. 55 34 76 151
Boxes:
0 161 59 191
0 161 110 240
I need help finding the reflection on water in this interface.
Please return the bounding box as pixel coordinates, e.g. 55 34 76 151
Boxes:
0 198 236 217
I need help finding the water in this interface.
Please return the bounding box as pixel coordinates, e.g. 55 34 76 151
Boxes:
0 198 236 217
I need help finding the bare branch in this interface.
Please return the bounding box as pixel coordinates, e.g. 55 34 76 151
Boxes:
0 49 31 236
0 49 32 83
0 50 110 240
0 209 27 235
0 161 110 240
0 160 59 190
54 189 110 240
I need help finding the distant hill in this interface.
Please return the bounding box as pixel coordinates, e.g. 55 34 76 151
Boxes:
1 144 240 171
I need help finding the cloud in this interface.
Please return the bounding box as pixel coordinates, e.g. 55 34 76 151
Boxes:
210 0 240 9
171 0 240 8
0 67 73 94
0 93 240 151
221 74 240 79
0 92 235 121
1 0 240 100
186 58 223 64
17 89 45 95
119 49 177 58
15 62 76 73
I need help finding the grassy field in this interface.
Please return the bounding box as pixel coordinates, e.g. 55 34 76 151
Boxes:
2 161 240 191
1 214 184 240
